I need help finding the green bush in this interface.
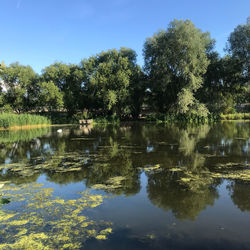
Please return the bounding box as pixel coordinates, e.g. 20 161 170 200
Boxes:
93 115 120 124
0 104 14 113
37 112 75 124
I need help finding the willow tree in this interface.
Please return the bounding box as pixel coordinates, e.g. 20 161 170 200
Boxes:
144 19 213 116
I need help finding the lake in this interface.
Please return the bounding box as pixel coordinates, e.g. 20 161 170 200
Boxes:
0 122 249 249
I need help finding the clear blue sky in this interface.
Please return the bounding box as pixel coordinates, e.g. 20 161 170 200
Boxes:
0 0 249 73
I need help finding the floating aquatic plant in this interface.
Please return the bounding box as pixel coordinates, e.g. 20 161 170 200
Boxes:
141 164 161 172
91 176 127 191
0 183 112 249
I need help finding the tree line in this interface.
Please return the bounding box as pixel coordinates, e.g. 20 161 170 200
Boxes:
0 18 249 119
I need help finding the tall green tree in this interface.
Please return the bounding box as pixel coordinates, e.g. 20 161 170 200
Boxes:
199 18 250 113
128 66 147 118
42 63 84 114
199 53 244 113
120 48 146 118
0 62 38 112
38 81 64 112
81 48 142 117
227 17 250 79
227 17 250 104
143 19 213 116
42 62 70 90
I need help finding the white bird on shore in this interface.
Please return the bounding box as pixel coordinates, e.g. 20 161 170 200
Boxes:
57 129 63 133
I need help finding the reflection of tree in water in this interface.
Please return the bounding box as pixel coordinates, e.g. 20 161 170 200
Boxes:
0 125 141 196
228 180 250 212
42 126 141 196
146 124 220 220
0 122 249 208
0 128 51 164
147 171 219 220
83 135 141 196
0 171 40 185
202 122 250 164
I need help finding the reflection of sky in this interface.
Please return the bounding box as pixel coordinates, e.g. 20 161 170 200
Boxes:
43 143 53 154
243 141 249 154
4 158 11 164
221 138 233 147
146 145 154 153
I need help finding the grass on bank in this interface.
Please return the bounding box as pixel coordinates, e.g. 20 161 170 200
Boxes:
0 113 51 129
144 113 221 124
144 112 250 123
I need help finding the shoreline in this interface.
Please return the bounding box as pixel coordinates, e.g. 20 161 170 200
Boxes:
0 124 50 131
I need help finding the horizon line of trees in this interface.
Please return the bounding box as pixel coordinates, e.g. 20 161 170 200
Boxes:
0 18 249 118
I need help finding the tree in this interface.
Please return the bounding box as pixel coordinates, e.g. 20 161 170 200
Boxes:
42 62 71 90
128 66 147 118
227 17 250 104
199 18 250 113
199 53 244 113
38 81 64 112
227 17 250 79
81 48 141 117
143 19 213 116
0 62 38 112
42 63 84 115
120 48 146 118
62 65 84 115
230 180 250 212
0 61 6 70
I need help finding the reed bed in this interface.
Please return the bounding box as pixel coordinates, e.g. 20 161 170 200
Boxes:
0 113 51 129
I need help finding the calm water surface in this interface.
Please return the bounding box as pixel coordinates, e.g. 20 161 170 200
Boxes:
0 122 249 249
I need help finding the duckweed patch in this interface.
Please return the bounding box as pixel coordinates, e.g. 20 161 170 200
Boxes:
215 162 250 169
210 170 250 181
91 176 127 191
95 228 112 240
141 164 162 172
176 162 250 191
177 172 215 192
169 168 183 172
0 152 91 183
0 183 112 249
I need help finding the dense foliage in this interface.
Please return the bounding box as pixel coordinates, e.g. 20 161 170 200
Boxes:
143 19 212 116
80 48 144 118
0 18 249 120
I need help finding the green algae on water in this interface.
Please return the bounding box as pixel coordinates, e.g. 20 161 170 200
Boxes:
141 164 161 172
91 176 127 191
0 183 112 249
